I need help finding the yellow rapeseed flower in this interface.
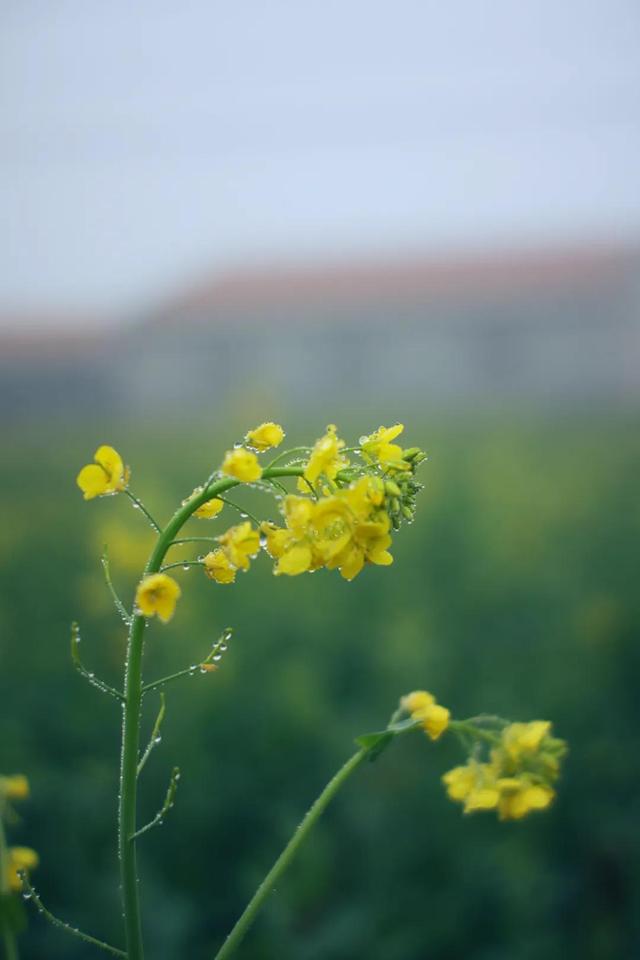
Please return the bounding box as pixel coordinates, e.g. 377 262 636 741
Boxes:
302 425 349 486
221 448 263 483
6 846 38 891
77 445 129 500
135 573 181 623
245 422 285 452
496 779 555 820
401 689 450 741
217 522 260 571
442 762 500 812
203 549 237 584
194 497 224 519
0 774 30 800
360 424 404 463
501 721 551 762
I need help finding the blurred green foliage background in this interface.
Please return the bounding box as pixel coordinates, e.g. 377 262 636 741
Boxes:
1 411 639 959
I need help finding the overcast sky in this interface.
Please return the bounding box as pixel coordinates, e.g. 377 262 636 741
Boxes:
1 0 639 325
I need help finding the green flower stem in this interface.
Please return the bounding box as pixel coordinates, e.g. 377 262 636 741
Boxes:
123 490 161 533
450 720 500 746
0 808 19 960
159 560 204 573
216 496 262 526
118 466 302 960
213 748 369 960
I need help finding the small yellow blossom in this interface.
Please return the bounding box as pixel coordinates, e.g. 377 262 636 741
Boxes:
501 721 551 762
302 425 349 486
419 704 450 740
221 448 263 483
76 445 129 500
401 689 450 740
194 497 224 519
135 573 181 623
360 424 404 463
6 847 39 891
442 763 500 812
199 663 218 673
0 774 30 800
245 422 285 452
401 691 435 714
443 718 566 820
497 779 555 820
203 549 237 584
217 522 260 571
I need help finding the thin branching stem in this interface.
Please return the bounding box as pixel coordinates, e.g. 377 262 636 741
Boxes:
159 560 204 573
214 749 369 960
70 623 124 702
137 693 166 776
264 446 311 470
141 629 230 695
217 495 261 526
19 873 126 958
129 767 180 841
101 546 131 625
168 537 220 547
123 489 161 533
118 467 301 960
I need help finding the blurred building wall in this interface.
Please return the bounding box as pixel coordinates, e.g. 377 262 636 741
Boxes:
1 242 638 419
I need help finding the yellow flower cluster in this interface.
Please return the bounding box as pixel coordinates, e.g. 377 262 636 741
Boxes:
262 476 393 580
442 720 567 820
401 690 450 740
78 422 425 628
203 521 261 584
76 445 130 500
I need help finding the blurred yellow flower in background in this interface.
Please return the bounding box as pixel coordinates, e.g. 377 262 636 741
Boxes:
0 774 29 800
5 846 39 891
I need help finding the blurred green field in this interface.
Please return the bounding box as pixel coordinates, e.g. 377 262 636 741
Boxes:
1 411 639 959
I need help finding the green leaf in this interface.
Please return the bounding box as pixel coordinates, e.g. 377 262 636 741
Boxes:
355 729 394 761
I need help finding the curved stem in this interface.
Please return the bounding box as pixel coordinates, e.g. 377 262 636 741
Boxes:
124 490 161 533
213 748 368 960
19 874 125 958
118 466 303 960
159 560 203 573
217 496 261 526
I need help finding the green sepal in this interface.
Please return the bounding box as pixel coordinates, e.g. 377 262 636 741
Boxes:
0 891 27 935
355 730 394 762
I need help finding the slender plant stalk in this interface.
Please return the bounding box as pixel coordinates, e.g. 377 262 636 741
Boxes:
214 748 369 960
0 809 19 960
118 466 304 960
